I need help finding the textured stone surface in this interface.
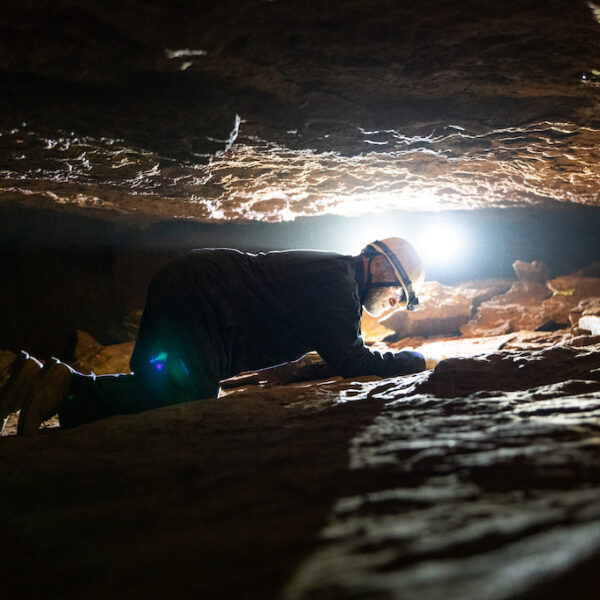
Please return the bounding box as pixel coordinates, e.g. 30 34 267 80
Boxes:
461 281 552 337
381 280 511 339
68 329 134 375
544 277 600 325
579 317 600 336
2 2 600 594
1 1 600 221
571 297 600 334
512 259 550 284
1 334 599 599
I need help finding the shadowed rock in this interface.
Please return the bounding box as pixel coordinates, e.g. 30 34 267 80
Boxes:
1 333 599 599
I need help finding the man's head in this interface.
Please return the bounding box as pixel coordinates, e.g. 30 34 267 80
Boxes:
361 237 424 317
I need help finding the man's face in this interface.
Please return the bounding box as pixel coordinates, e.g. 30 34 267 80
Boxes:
363 286 404 317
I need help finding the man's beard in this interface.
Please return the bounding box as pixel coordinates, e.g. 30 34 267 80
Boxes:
363 286 394 317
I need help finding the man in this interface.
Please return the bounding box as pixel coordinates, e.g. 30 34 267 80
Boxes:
2 237 429 435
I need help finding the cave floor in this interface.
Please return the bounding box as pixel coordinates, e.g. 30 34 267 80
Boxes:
1 332 600 599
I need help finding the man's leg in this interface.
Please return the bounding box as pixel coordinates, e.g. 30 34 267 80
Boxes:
58 367 219 429
19 357 219 434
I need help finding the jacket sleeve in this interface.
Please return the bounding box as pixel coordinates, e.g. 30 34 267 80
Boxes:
310 279 426 379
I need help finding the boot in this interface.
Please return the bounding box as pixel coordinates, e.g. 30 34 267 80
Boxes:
0 351 43 433
17 359 73 436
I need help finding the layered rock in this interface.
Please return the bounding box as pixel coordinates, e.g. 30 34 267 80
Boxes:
543 276 600 326
460 280 552 337
460 261 554 337
574 297 600 337
370 261 600 342
67 329 133 375
381 280 511 339
2 0 600 219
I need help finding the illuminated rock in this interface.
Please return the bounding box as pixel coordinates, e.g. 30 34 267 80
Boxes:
574 297 600 336
2 1 600 220
512 259 549 285
460 280 552 337
381 280 511 339
68 330 133 375
360 311 397 342
543 276 600 325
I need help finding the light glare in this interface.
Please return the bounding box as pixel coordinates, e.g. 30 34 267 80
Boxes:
416 225 466 267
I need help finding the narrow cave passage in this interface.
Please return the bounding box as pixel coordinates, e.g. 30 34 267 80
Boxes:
1 0 600 598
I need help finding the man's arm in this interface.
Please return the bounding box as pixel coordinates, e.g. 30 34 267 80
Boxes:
311 301 425 379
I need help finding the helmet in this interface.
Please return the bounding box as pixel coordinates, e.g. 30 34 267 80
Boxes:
362 237 425 311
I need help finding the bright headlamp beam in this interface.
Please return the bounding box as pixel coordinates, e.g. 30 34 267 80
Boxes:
416 225 466 268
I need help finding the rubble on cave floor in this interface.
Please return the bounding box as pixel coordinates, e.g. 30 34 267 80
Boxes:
1 263 600 599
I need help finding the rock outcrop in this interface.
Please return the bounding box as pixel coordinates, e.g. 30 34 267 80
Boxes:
381 280 511 339
67 329 134 375
543 276 600 326
371 263 600 342
460 280 552 337
2 1 600 220
575 297 600 337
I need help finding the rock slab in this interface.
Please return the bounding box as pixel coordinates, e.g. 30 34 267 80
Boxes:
1 337 599 599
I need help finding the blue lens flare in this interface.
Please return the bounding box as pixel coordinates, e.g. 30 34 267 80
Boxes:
150 352 168 371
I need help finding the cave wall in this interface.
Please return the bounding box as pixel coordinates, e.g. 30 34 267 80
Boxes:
1 0 600 220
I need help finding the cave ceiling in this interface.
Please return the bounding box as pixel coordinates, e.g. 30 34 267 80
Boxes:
1 0 600 222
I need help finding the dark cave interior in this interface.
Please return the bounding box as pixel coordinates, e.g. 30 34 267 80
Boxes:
1 1 600 599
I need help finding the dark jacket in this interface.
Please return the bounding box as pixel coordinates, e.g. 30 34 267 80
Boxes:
130 248 425 388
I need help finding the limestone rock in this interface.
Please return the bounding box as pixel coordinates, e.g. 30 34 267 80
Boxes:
579 315 600 336
417 343 600 398
382 279 511 339
569 297 600 337
461 280 552 337
68 330 133 375
3 337 600 600
543 276 600 325
568 333 600 346
0 350 17 389
513 259 549 285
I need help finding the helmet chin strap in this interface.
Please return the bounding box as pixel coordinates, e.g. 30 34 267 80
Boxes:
361 248 420 311
361 256 404 303
360 256 374 305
